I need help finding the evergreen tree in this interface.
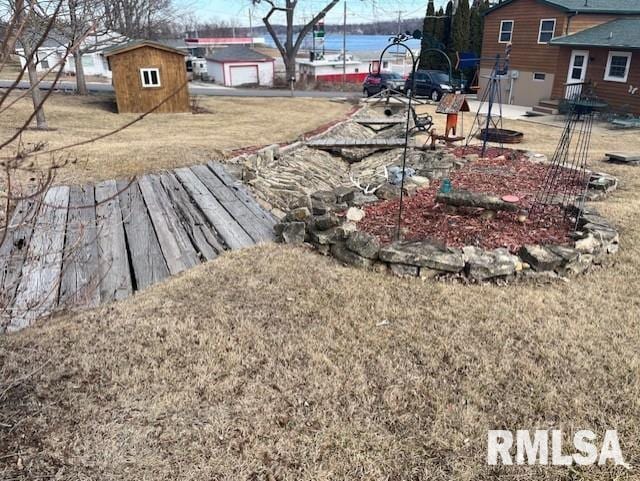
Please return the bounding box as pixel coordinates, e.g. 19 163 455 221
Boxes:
452 0 471 54
469 0 490 56
442 1 454 52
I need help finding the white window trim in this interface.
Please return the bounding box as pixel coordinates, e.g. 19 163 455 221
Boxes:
140 67 161 87
537 18 556 44
604 51 632 83
533 72 546 82
499 20 514 44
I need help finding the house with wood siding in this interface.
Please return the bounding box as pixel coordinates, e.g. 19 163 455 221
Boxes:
479 0 640 113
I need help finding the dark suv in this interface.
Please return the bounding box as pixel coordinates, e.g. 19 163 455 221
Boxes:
362 71 405 97
404 70 458 101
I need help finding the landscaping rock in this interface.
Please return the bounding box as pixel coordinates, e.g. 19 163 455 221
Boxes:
346 207 365 222
336 222 358 238
334 186 357 203
379 241 465 272
375 183 401 200
281 222 306 244
346 231 380 259
314 212 341 231
389 263 419 277
436 190 519 212
331 242 373 268
518 245 563 271
351 192 378 207
588 172 618 192
311 190 337 204
463 247 518 281
285 207 312 223
408 175 430 187
309 227 341 245
574 233 601 254
292 194 312 210
311 198 334 215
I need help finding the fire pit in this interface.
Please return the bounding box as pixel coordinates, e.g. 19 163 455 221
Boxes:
477 128 524 144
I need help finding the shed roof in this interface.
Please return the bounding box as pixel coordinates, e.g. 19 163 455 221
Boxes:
486 0 640 15
104 40 186 57
551 18 640 48
207 45 274 63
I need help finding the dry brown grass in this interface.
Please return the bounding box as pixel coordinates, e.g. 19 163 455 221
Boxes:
0 92 351 185
1 108 640 480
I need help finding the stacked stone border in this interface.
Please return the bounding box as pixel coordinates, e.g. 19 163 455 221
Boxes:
274 169 620 283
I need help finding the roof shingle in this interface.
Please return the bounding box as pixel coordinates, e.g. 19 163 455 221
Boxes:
551 18 640 48
486 0 640 15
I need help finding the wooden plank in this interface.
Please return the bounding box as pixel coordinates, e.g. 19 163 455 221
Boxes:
0 198 39 322
138 174 200 274
207 162 278 228
190 164 274 243
117 179 170 290
173 167 254 250
159 172 224 260
59 185 100 309
8 186 69 332
95 180 133 303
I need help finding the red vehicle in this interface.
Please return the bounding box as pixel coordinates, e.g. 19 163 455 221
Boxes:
362 71 405 97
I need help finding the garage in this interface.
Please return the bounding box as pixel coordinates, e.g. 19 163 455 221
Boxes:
229 65 259 86
206 45 275 87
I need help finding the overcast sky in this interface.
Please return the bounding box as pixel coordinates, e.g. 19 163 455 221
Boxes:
189 0 453 29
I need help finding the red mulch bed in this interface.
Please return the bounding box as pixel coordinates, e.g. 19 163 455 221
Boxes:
359 149 583 253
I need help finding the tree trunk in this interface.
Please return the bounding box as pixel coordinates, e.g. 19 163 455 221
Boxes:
74 52 88 95
26 54 48 130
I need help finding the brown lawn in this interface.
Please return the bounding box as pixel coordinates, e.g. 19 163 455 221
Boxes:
0 92 352 186
1 101 640 480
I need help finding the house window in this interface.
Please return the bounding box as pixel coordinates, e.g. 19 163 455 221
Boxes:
140 68 161 87
40 59 49 69
538 19 556 43
604 51 632 82
499 20 514 43
533 72 546 81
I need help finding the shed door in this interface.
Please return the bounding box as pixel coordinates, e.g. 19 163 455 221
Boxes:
229 65 259 86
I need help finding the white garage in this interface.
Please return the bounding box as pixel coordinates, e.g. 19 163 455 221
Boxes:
206 46 275 87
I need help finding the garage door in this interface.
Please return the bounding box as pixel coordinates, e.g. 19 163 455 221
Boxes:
229 65 259 86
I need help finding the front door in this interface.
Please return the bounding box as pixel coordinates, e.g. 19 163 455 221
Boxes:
565 50 589 99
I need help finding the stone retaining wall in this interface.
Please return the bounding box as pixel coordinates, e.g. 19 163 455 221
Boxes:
274 177 620 283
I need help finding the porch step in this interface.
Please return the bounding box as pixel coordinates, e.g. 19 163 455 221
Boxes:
532 105 559 115
539 98 561 109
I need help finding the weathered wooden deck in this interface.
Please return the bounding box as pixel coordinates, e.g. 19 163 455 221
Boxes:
0 162 277 333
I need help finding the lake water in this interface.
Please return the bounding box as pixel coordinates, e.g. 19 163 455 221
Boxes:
265 34 421 55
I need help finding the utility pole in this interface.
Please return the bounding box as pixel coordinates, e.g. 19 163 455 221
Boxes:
248 8 253 40
342 0 347 86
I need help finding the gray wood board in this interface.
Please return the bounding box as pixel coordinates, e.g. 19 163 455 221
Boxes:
159 172 224 261
9 186 70 331
59 184 100 309
173 167 254 250
138 174 200 275
0 198 39 318
95 180 133 303
117 179 170 290
190 164 273 243
207 162 278 229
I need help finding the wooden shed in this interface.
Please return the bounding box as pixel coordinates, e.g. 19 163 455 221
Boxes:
104 40 190 114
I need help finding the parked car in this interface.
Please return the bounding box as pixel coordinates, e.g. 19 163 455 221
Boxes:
362 71 405 97
404 69 462 101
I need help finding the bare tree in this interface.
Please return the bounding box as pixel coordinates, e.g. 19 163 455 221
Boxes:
8 0 65 128
63 0 125 95
252 0 340 84
103 0 176 39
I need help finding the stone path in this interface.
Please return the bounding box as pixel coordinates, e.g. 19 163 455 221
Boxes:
0 162 277 332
